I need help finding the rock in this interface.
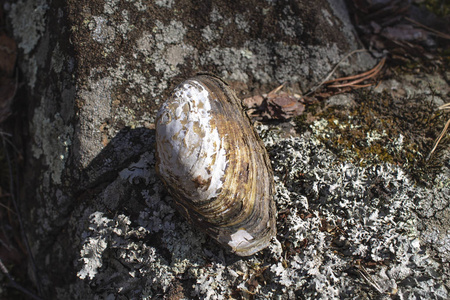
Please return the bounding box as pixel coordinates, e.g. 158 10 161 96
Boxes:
8 0 449 299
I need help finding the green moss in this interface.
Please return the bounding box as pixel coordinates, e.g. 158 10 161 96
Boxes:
422 0 450 17
295 90 448 184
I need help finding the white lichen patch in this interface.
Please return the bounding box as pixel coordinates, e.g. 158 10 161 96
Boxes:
77 211 110 280
193 262 229 299
103 0 120 14
154 0 174 8
261 130 448 299
75 123 449 299
365 129 387 145
10 0 48 54
278 15 303 38
90 16 116 44
201 25 219 42
132 0 148 11
134 20 196 98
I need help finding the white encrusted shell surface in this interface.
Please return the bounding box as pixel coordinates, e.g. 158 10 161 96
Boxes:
155 75 277 256
156 79 227 201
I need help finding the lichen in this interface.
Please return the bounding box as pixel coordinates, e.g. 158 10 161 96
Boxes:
9 0 48 54
296 89 449 184
263 133 448 299
15 0 448 298
31 107 73 185
66 0 378 180
154 0 174 9
74 125 449 298
90 16 116 44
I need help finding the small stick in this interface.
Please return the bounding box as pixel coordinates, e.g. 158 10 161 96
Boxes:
304 49 369 96
427 118 450 161
356 265 384 294
405 17 450 40
325 57 386 88
268 84 285 96
324 57 385 85
427 103 450 161
1 135 43 297
0 258 43 300
345 83 375 89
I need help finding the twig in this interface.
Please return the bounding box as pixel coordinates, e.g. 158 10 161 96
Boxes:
0 200 16 214
405 17 450 40
1 135 43 297
0 258 43 300
345 83 375 89
356 265 385 294
0 131 20 154
0 131 12 137
323 58 383 84
427 103 450 161
304 49 369 96
324 57 386 88
439 103 450 110
268 84 285 96
427 103 450 157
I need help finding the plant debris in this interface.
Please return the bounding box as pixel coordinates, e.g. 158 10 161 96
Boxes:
348 0 450 69
243 85 305 121
242 56 386 121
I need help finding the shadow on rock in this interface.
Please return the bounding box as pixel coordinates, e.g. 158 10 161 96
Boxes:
78 127 155 192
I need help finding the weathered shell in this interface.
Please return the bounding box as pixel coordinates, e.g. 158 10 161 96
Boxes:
155 75 276 256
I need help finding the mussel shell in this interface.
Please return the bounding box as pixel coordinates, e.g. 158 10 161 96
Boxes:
155 75 276 256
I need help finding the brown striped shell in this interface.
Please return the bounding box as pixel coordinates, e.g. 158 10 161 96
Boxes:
155 75 276 256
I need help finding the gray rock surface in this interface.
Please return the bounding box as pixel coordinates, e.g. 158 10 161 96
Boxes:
7 0 449 298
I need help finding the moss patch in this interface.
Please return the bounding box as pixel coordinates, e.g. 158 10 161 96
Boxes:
422 0 450 17
296 90 448 184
